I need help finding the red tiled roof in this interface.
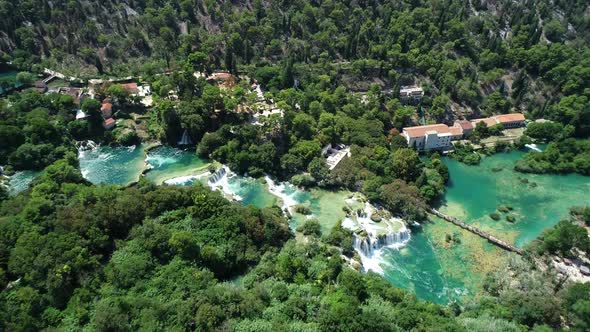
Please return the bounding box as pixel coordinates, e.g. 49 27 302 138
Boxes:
471 117 498 127
121 83 139 94
208 72 232 81
403 124 451 138
494 113 525 123
454 120 473 131
448 126 463 136
101 102 112 111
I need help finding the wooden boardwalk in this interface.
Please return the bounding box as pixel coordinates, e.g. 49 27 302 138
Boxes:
428 208 523 255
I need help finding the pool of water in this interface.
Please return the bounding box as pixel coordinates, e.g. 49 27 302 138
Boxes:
79 145 146 185
145 146 210 185
6 171 42 195
0 70 20 94
440 151 590 246
74 145 590 305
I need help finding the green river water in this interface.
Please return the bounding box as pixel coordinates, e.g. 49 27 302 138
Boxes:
22 145 585 305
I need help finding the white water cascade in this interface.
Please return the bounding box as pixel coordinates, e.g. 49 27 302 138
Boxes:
208 166 227 184
525 143 542 152
77 140 98 151
353 227 411 257
264 176 303 213
177 129 192 145
342 200 411 273
206 166 242 201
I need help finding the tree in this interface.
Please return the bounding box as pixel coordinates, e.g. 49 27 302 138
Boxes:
536 220 590 255
292 113 317 139
188 52 209 74
81 98 103 133
473 121 489 138
562 283 590 331
308 157 330 185
15 72 33 86
544 19 566 42
388 148 421 182
430 94 450 122
525 122 565 141
390 135 408 151
0 184 7 201
106 85 129 104
299 219 321 237
380 180 426 221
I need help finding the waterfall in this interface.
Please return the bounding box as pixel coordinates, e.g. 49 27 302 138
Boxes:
177 129 192 145
208 166 227 184
206 166 243 201
78 140 98 151
525 143 542 152
353 227 411 257
342 199 411 273
265 175 306 214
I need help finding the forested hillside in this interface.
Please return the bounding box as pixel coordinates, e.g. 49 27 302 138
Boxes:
2 0 589 122
2 1 590 330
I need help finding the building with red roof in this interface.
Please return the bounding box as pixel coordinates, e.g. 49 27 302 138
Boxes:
101 102 113 118
493 113 526 128
402 113 525 151
103 118 116 130
120 82 139 95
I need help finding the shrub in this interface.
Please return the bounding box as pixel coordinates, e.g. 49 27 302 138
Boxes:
294 204 312 215
298 219 321 237
489 213 501 221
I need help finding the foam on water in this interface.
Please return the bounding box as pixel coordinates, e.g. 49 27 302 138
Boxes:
164 173 207 186
146 149 182 168
207 166 243 201
79 144 146 185
265 176 306 212
524 143 542 152
342 200 411 274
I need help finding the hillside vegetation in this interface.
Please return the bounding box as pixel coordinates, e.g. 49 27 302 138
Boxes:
1 1 589 120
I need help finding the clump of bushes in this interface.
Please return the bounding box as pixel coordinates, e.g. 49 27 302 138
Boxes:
294 204 312 215
489 212 501 221
445 232 461 245
342 206 352 215
518 177 529 184
370 213 382 222
497 205 514 213
450 143 482 165
297 219 322 237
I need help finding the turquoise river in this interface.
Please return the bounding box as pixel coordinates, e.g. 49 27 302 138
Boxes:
8 146 590 304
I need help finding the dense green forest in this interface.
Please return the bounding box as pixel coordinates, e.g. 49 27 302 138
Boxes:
1 158 589 331
1 0 590 330
2 0 590 176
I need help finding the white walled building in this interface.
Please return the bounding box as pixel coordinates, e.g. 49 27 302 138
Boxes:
402 113 525 151
402 124 462 150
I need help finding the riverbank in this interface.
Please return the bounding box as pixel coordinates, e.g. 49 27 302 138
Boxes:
72 144 590 305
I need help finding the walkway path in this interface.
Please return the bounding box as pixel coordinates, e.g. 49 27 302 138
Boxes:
428 208 523 255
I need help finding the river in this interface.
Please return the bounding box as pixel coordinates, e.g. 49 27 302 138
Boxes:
48 145 590 304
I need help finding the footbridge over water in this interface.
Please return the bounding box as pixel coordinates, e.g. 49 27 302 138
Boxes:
428 208 523 255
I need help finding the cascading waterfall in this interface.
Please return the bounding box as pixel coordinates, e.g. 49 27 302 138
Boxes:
177 129 192 145
206 166 243 201
77 140 98 151
342 200 411 273
353 226 411 257
264 176 302 213
524 143 542 152
208 166 227 184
